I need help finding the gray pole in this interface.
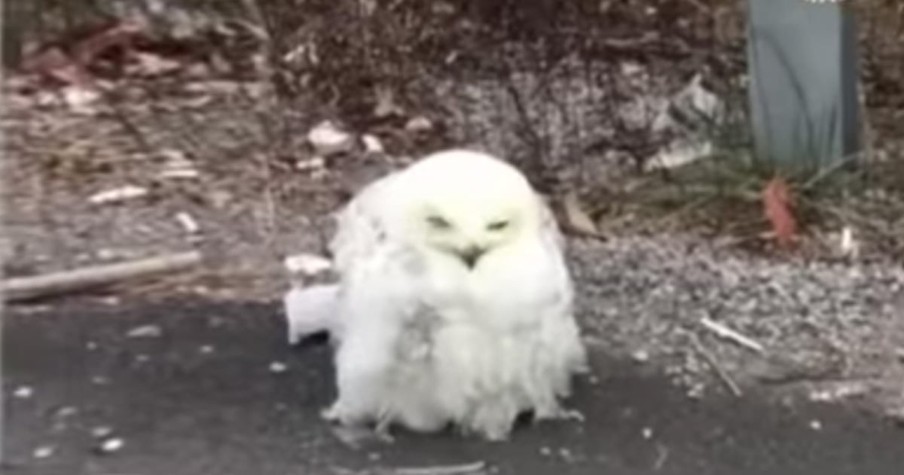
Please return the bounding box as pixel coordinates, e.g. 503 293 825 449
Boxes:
747 0 862 172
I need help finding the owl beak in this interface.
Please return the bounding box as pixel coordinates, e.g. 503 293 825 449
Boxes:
457 245 486 269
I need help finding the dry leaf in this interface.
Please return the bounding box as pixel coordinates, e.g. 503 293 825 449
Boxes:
562 192 600 236
762 176 797 249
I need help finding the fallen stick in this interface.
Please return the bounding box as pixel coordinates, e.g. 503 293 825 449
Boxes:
1 251 203 302
699 317 765 354
689 333 743 398
393 461 486 475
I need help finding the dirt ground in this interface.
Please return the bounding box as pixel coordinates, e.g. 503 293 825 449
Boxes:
5 299 904 475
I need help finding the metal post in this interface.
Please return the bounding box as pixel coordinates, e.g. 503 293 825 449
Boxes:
747 0 861 171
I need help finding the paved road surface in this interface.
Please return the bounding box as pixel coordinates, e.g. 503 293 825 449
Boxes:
4 299 904 474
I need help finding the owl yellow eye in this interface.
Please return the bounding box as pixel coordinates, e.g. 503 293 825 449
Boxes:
427 215 451 229
487 220 509 231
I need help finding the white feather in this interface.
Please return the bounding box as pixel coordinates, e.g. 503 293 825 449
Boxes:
320 149 588 440
284 284 340 345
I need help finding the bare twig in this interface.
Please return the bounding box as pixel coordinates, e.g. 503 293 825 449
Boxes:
699 317 765 354
689 333 744 397
1 251 203 302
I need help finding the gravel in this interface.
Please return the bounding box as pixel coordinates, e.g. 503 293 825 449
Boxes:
569 235 904 404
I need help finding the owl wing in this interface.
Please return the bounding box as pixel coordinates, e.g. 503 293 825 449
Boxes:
524 199 589 410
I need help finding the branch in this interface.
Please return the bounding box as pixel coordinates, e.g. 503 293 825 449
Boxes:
1 251 203 302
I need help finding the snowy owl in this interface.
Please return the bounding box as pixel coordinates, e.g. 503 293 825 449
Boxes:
289 149 588 440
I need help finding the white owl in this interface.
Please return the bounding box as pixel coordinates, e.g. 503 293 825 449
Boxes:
287 149 588 440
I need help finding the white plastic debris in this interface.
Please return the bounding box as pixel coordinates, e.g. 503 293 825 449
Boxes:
362 134 384 154
645 141 713 172
175 212 200 234
307 121 355 156
284 284 339 344
269 361 288 373
13 386 34 399
89 185 148 205
126 324 163 338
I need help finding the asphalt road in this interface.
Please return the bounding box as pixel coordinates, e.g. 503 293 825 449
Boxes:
4 298 904 475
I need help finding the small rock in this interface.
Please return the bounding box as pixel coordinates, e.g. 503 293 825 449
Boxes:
33 445 55 459
62 85 102 115
808 381 870 403
97 437 124 454
642 427 654 439
405 116 433 133
632 349 650 363
91 426 114 439
362 134 384 154
296 156 326 172
135 354 151 363
307 121 354 157
54 406 78 418
884 407 904 426
86 341 99 350
13 386 33 399
88 185 148 205
809 420 822 431
126 324 163 338
269 361 288 373
91 376 111 385
199 345 215 354
539 446 553 456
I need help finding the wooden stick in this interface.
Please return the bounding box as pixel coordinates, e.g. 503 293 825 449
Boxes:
1 251 203 302
699 317 765 354
689 333 743 398
393 462 486 475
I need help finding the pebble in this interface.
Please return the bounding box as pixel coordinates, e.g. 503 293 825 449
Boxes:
13 386 33 399
97 437 124 454
269 361 288 373
33 445 54 459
